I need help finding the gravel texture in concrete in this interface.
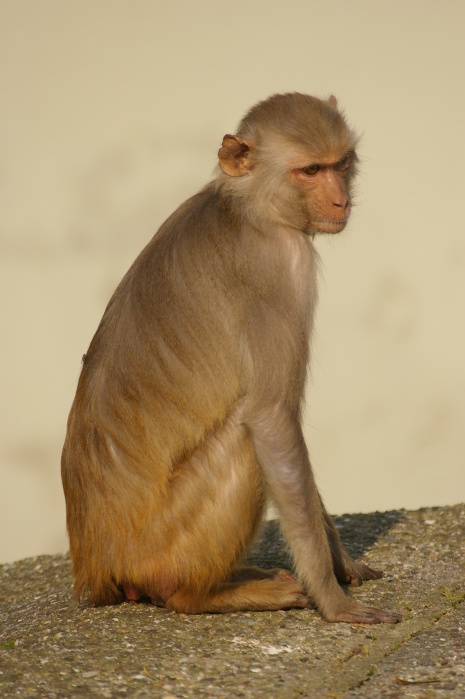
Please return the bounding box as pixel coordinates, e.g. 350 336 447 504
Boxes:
1 505 464 698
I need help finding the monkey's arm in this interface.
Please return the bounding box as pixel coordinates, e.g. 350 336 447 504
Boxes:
247 403 401 624
319 496 384 586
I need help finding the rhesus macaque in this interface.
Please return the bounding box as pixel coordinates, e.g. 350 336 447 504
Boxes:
62 92 401 624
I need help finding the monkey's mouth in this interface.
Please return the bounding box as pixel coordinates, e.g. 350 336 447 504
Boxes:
310 218 349 234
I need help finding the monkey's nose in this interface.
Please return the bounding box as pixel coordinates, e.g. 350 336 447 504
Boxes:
333 194 350 210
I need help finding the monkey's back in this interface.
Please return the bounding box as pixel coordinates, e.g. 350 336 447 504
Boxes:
61 185 251 597
66 190 239 455
61 180 316 603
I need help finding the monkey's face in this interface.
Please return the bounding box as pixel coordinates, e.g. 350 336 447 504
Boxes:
290 150 356 236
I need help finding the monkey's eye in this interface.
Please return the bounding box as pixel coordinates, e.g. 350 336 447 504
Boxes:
301 164 320 176
334 152 353 172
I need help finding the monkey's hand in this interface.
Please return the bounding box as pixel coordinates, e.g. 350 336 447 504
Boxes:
324 602 402 625
315 572 402 624
333 550 383 587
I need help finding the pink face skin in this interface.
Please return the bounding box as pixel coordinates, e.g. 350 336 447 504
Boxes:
291 151 354 234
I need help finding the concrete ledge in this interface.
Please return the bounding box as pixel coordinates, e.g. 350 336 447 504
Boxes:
1 505 464 698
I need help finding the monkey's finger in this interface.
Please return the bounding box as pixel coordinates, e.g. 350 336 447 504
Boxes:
328 605 402 625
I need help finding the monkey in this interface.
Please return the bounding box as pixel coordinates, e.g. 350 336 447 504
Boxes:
61 92 402 624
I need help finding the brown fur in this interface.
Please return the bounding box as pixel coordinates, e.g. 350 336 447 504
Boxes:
61 92 401 624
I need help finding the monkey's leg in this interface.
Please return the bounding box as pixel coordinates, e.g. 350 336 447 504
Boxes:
125 569 304 611
165 578 308 613
248 404 402 625
123 567 299 603
319 499 383 586
230 566 297 582
122 406 307 612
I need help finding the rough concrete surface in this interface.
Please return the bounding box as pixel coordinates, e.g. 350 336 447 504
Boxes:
1 505 464 698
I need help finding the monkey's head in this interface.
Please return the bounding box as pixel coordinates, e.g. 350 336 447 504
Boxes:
217 92 359 236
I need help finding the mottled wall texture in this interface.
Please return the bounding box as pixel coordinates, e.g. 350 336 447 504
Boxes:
1 0 464 562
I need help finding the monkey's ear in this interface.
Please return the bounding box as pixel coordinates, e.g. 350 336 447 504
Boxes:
218 135 254 177
328 95 338 109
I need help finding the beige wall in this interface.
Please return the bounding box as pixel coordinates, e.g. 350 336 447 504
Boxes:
1 0 464 563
